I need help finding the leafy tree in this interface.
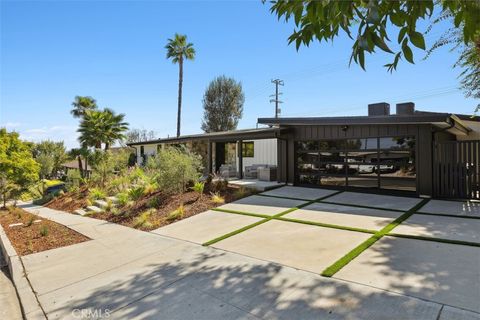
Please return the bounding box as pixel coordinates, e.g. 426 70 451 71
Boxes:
201 76 245 133
0 128 40 207
78 108 129 150
267 1 480 71
32 140 68 178
165 33 196 137
146 147 202 193
126 128 156 143
71 96 98 118
36 153 55 180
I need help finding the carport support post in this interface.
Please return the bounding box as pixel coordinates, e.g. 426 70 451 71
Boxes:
237 140 243 179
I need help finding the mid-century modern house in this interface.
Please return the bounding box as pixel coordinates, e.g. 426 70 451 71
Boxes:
128 102 480 200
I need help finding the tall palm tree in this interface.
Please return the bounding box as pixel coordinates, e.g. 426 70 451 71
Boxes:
71 96 97 118
165 33 195 137
78 108 129 150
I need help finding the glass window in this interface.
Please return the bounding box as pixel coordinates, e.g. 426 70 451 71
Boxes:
379 136 415 150
297 141 318 152
319 151 347 163
140 146 145 156
345 138 377 151
242 142 254 157
318 140 346 151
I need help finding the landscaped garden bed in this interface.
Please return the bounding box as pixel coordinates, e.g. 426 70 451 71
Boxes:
0 207 89 256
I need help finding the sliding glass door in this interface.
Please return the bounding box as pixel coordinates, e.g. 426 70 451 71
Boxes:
295 136 416 192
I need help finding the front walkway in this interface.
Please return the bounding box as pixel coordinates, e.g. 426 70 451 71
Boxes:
18 193 480 319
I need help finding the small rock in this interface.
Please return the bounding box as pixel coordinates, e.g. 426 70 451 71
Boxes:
9 223 24 228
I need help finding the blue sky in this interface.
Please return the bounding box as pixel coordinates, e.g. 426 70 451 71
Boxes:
1 1 476 149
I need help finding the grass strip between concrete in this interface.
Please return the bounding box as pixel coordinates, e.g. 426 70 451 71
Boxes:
321 198 430 277
256 193 313 202
211 208 271 219
202 191 343 246
386 233 480 247
275 217 376 234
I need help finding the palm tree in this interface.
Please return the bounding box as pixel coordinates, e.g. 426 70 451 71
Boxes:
165 33 195 137
71 96 98 118
78 108 129 150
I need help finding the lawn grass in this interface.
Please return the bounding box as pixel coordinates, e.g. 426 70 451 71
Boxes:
256 193 312 202
211 208 271 219
321 198 430 277
276 216 376 234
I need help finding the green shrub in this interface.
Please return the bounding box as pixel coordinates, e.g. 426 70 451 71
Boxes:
191 182 205 197
146 147 202 194
166 205 185 222
147 196 162 209
32 193 55 205
116 192 129 206
89 188 106 201
134 208 155 228
66 169 82 191
105 199 113 212
128 186 145 201
40 225 49 237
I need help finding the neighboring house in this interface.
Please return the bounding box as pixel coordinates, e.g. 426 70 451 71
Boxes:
128 102 480 200
62 158 92 176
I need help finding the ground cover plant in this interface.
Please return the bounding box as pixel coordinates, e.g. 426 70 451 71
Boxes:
0 206 89 255
45 146 255 231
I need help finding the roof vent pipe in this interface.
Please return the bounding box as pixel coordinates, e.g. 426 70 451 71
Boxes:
396 102 415 115
368 102 390 116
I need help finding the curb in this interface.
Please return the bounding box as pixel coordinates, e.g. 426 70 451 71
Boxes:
0 223 47 320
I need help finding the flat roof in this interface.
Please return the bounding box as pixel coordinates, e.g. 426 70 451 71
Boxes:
127 127 284 146
258 112 478 126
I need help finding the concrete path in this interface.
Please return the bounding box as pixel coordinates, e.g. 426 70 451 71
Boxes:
394 214 480 243
325 191 422 211
0 251 23 320
17 201 480 319
419 199 480 217
260 186 337 200
217 195 307 216
286 202 402 231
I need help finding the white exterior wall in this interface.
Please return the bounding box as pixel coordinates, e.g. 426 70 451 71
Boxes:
134 144 158 165
237 138 277 172
457 121 480 141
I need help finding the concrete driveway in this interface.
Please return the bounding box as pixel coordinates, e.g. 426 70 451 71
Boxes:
18 187 480 319
155 186 480 316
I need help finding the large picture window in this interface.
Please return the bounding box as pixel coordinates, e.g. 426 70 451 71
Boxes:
296 136 416 192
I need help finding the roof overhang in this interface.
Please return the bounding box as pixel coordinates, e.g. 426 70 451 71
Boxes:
127 127 286 146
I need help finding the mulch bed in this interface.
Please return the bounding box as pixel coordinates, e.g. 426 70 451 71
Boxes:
45 186 89 213
0 207 89 256
90 187 251 231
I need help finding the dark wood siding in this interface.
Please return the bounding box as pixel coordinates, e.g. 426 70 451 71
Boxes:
279 124 434 196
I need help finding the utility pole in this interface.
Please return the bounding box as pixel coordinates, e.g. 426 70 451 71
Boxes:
270 79 284 118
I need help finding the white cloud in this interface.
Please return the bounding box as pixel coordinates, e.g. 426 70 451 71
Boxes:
19 125 79 150
1 122 22 129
